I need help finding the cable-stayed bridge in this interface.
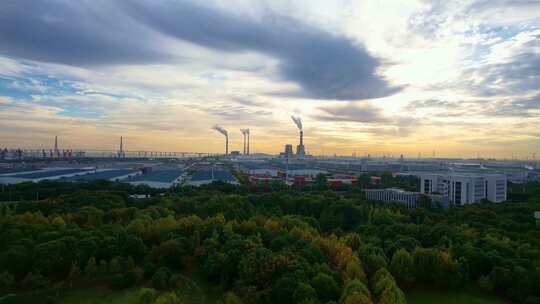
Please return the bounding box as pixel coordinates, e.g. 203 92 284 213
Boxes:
1 148 217 160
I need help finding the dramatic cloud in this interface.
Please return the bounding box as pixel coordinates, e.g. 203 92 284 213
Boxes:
0 0 397 100
1 0 539 157
119 0 400 99
0 1 168 65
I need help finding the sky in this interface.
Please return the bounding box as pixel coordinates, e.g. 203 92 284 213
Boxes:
1 0 539 158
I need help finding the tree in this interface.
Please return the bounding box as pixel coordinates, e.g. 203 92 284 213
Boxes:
122 235 147 263
340 279 372 303
0 271 14 291
152 267 171 290
343 258 367 284
272 276 297 304
153 239 186 270
372 269 395 299
293 283 319 303
0 247 32 279
365 254 387 276
389 249 415 286
381 171 393 187
124 256 136 272
490 266 513 290
85 257 98 278
315 174 328 189
379 284 406 304
154 292 177 304
109 257 122 274
478 275 493 292
111 272 137 290
222 292 243 304
413 248 439 282
99 260 108 275
22 272 49 289
311 273 341 303
138 288 157 304
34 239 70 280
343 293 373 304
343 233 362 251
357 174 371 190
66 263 81 288
238 247 276 288
51 215 65 226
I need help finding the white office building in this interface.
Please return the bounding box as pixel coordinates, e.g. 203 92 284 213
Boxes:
365 188 419 208
420 173 506 205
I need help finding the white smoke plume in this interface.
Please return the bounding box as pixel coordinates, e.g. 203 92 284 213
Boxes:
291 115 302 130
213 125 228 136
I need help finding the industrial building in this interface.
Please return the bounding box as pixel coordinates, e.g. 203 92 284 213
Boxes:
283 145 294 158
420 173 507 204
187 169 238 186
60 169 138 182
279 116 307 159
365 188 419 208
127 169 184 188
0 168 93 184
296 129 306 157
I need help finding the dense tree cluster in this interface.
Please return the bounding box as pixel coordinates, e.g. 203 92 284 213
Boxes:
0 180 539 303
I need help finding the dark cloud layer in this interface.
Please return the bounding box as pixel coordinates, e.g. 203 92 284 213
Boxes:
0 1 167 65
315 103 389 123
0 0 397 100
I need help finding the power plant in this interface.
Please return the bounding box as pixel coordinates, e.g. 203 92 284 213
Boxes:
246 129 250 155
5 114 312 159
54 135 59 157
240 128 250 155
284 144 294 158
290 116 306 157
213 125 229 155
118 136 125 158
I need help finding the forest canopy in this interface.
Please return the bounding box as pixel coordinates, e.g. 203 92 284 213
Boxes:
0 180 539 304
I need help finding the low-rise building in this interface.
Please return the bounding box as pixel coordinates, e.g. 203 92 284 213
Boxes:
248 174 283 185
186 169 239 186
365 188 419 208
0 168 93 184
127 169 184 188
60 169 139 182
420 173 507 205
328 174 357 186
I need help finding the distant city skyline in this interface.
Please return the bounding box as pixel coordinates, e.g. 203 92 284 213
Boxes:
1 0 539 158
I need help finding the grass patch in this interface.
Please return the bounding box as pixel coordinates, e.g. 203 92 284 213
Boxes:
407 289 505 304
59 287 141 304
55 271 222 304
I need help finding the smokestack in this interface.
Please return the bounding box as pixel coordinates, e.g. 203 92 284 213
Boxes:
54 136 59 157
247 129 250 155
119 136 124 158
240 129 250 155
240 129 247 155
213 125 229 155
291 116 305 157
